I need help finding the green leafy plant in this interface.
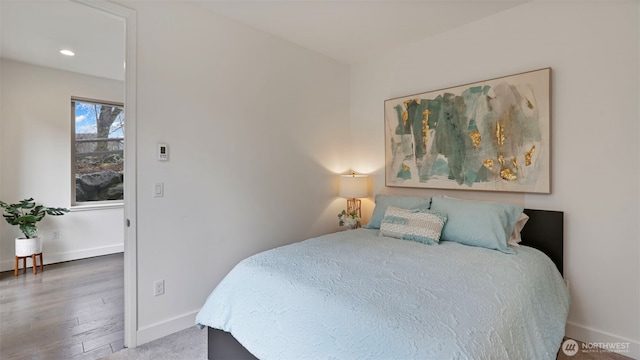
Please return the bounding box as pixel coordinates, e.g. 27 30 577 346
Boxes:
338 209 360 228
0 198 69 239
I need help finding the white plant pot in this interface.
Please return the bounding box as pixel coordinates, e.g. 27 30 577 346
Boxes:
15 236 42 257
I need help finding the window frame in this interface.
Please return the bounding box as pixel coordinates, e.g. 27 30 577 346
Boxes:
71 96 125 208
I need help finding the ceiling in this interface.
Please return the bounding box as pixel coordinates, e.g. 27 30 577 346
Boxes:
0 0 527 81
192 0 528 65
0 1 125 81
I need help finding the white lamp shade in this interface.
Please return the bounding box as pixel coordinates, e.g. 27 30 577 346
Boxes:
339 174 368 198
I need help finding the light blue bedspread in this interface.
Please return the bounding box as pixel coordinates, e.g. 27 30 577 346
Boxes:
196 229 569 359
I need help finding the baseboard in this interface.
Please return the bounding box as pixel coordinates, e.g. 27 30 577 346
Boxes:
0 244 124 272
566 321 639 359
136 310 199 346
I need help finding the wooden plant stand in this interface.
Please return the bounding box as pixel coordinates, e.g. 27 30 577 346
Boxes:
14 253 43 276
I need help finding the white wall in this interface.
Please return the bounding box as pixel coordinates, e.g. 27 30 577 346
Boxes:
0 59 125 271
7 1 634 353
350 1 640 357
118 1 351 343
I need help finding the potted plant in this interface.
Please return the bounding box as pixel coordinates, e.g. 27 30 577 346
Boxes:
338 209 360 230
0 198 69 257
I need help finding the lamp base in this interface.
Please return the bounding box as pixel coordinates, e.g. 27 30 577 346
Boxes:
347 198 361 219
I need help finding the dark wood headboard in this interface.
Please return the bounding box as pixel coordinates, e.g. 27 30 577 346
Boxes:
520 209 564 276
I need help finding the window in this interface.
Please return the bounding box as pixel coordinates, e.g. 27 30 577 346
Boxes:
72 98 125 205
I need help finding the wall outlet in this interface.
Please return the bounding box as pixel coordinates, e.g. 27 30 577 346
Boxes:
153 279 165 296
52 230 60 240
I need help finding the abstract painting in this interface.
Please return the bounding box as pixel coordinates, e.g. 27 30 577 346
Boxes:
385 68 550 193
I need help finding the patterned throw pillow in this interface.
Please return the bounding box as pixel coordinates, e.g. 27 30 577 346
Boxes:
379 206 447 245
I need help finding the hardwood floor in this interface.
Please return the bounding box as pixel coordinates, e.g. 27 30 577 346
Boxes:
0 254 124 359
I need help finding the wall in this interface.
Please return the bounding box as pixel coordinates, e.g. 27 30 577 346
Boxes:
118 1 351 343
0 59 125 271
350 1 640 357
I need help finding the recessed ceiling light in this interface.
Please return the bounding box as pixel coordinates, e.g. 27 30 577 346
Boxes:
60 49 75 56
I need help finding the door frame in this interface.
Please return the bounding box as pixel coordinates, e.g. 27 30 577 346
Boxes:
73 0 138 348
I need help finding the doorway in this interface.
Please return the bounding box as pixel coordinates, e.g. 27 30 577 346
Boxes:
74 0 139 349
0 0 138 350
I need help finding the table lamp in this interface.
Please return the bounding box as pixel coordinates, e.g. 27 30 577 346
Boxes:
339 173 368 218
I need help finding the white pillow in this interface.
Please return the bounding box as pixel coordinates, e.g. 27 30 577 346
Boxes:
508 213 529 246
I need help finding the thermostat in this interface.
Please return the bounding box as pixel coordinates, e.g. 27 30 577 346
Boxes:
158 144 168 161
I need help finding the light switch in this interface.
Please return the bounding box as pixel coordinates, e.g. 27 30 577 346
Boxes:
154 182 164 197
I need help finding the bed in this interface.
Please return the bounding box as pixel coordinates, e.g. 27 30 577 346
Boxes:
196 196 569 360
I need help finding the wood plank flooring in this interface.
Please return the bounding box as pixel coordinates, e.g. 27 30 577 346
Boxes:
0 254 124 360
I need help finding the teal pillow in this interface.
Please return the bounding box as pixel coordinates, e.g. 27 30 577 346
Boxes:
379 206 447 245
364 194 431 229
429 197 523 254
